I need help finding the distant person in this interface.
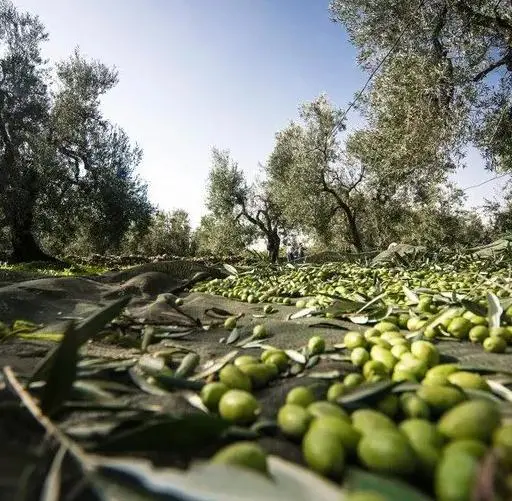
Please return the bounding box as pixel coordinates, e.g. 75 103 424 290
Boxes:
287 242 295 262
297 243 305 260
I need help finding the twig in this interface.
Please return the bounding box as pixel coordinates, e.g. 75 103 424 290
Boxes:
40 445 67 501
3 367 91 466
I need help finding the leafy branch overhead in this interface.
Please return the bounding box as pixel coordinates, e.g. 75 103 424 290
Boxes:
329 0 512 173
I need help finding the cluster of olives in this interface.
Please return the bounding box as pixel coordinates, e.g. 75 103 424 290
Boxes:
193 259 512 354
343 319 511 387
193 261 512 307
189 260 512 498
203 341 512 500
195 310 512 500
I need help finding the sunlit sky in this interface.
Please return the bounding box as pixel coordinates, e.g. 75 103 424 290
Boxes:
14 0 508 227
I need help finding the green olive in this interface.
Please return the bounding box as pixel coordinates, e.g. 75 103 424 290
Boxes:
218 389 260 424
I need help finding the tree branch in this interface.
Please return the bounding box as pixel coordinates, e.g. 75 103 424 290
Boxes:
347 164 366 193
0 90 16 162
431 3 455 110
455 0 512 34
58 146 82 182
473 51 511 81
320 173 351 220
240 199 267 234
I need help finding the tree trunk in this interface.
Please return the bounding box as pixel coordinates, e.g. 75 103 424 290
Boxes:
344 208 364 253
322 184 365 253
4 171 59 263
266 230 281 263
9 209 58 263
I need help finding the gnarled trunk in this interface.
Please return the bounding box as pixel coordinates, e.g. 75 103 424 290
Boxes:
343 205 364 253
3 168 58 263
9 208 55 263
266 230 280 263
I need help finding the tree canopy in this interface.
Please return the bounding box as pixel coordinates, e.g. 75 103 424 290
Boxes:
1 0 508 263
329 0 512 172
205 147 285 262
0 0 152 261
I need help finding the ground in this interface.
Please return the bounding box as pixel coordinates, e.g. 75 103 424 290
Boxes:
0 259 511 500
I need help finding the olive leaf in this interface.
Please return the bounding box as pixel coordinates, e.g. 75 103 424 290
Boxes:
307 370 344 379
288 308 317 320
63 420 122 441
487 380 512 402
338 381 399 409
355 292 387 314
285 349 307 364
307 322 349 330
128 367 169 396
305 355 320 369
30 296 131 383
191 350 239 380
87 470 168 501
500 296 512 311
226 327 241 344
486 292 503 328
40 446 67 501
456 364 504 374
89 454 345 501
141 326 155 352
343 467 434 501
205 307 235 318
251 419 279 435
90 413 230 453
39 321 79 416
223 264 238 276
345 314 370 324
463 388 504 404
346 305 392 325
402 286 419 304
182 390 210 413
71 380 117 401
175 353 200 378
420 306 462 332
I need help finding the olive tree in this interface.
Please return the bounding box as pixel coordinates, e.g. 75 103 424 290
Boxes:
122 209 193 257
329 0 512 173
193 214 255 256
205 147 285 262
267 94 369 251
0 1 151 261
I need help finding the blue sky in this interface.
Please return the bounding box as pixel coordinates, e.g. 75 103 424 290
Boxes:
14 0 508 227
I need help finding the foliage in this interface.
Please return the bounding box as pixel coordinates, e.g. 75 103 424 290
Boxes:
329 0 512 173
0 1 151 261
267 94 371 251
485 192 512 237
193 213 256 256
0 261 109 277
267 91 492 253
121 209 193 257
205 147 285 262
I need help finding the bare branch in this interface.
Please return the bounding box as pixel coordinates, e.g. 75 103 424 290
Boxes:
473 51 511 81
348 164 366 193
240 199 267 234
